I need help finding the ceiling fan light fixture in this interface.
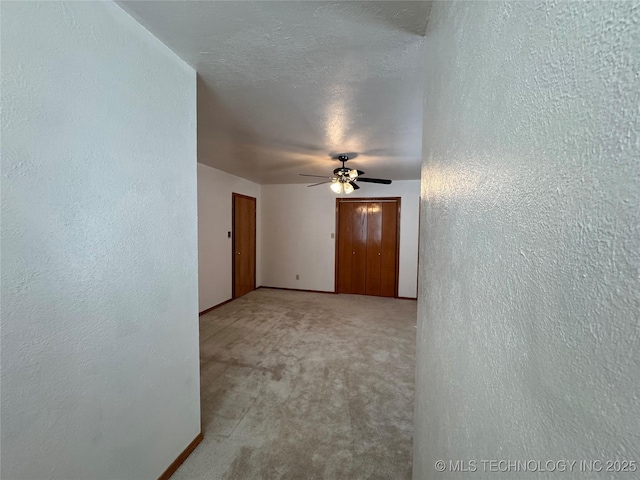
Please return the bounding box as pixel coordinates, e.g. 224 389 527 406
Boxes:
300 154 392 192
343 182 355 194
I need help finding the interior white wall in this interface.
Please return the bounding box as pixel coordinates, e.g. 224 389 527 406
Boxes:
1 2 200 479
198 163 262 311
415 2 640 479
261 181 419 297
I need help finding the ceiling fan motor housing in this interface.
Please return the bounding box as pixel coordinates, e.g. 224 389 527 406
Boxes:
334 155 356 180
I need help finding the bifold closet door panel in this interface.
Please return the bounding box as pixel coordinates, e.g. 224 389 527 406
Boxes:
338 202 368 294
380 201 398 297
365 202 382 296
351 203 368 295
337 202 356 293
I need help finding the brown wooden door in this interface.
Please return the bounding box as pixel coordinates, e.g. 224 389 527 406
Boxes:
337 202 368 294
365 203 382 296
232 193 256 299
379 202 398 297
336 198 399 297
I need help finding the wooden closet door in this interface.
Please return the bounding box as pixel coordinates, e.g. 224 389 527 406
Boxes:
337 202 367 294
380 201 398 297
365 203 382 296
351 204 368 294
337 202 355 293
336 198 399 297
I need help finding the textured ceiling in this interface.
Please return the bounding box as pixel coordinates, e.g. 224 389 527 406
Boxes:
117 1 430 184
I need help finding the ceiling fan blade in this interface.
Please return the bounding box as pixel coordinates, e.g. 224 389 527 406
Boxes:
356 177 392 185
307 181 331 187
349 181 360 190
299 174 333 179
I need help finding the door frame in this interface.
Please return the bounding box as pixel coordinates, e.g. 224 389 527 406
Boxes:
334 197 401 297
232 193 257 299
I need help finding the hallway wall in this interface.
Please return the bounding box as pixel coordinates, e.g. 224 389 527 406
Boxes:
197 163 262 311
1 2 200 478
415 2 640 478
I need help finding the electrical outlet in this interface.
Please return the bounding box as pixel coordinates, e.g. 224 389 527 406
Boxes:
296 275 299 280
331 233 335 239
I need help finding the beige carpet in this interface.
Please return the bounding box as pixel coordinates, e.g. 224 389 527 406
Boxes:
173 288 416 480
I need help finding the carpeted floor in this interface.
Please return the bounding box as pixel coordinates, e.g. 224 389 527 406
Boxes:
172 288 416 480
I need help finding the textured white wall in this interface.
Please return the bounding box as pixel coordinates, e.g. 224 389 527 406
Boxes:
197 163 262 311
1 2 200 479
261 181 419 297
415 2 640 479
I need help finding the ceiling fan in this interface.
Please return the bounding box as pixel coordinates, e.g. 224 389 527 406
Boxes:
299 155 392 194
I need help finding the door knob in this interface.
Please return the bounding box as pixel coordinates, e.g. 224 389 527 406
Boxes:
352 251 355 254
378 252 381 255
237 252 241 255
